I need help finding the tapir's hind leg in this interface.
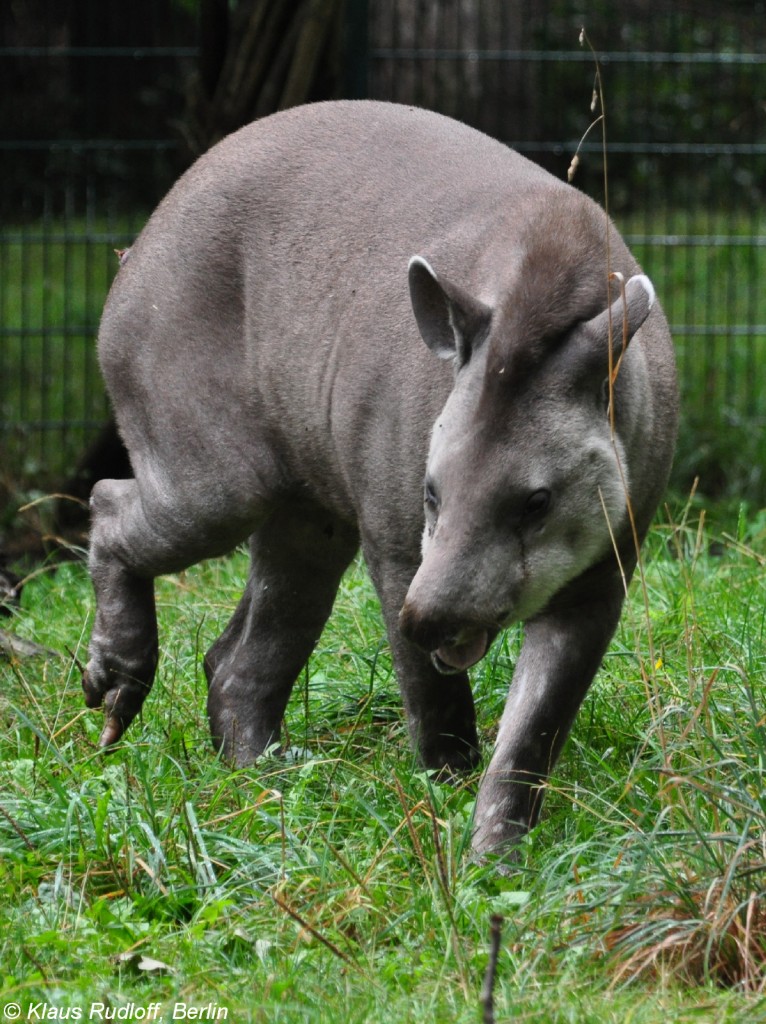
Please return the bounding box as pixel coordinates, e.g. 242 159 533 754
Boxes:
84 476 257 747
204 502 359 766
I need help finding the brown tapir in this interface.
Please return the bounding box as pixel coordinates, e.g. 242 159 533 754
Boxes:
83 100 678 861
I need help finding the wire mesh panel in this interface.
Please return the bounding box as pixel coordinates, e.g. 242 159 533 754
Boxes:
0 185 152 483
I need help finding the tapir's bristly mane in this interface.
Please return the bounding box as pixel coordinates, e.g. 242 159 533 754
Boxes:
487 194 632 382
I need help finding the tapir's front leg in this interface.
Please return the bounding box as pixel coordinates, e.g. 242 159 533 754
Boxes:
364 546 480 773
472 576 626 861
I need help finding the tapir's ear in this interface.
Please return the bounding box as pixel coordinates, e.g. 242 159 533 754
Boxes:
408 256 492 366
583 273 655 367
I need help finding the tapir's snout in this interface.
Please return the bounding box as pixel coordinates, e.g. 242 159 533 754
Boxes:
399 594 493 675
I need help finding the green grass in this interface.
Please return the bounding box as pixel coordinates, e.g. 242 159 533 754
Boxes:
1 501 765 1020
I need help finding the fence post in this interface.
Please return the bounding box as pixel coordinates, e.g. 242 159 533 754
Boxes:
344 0 369 98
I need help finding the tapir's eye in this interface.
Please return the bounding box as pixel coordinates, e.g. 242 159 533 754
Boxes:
424 478 440 514
600 378 611 413
524 488 551 518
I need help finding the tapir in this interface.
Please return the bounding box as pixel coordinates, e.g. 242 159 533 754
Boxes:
83 100 678 860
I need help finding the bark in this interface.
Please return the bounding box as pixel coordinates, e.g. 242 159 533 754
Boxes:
183 0 346 157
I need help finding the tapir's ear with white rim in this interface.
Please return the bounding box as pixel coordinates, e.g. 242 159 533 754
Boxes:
408 256 492 367
582 273 655 366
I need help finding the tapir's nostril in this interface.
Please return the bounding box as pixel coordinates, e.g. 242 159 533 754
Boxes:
398 599 414 638
398 599 446 651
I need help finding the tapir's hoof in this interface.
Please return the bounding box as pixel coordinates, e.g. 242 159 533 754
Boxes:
472 842 523 877
471 812 530 874
207 698 281 769
422 741 481 780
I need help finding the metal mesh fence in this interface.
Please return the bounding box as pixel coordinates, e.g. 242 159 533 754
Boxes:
1 0 764 504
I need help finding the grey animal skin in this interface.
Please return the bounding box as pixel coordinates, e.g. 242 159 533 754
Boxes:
83 100 678 863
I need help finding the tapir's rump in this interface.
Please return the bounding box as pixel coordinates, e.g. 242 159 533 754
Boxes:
83 101 678 865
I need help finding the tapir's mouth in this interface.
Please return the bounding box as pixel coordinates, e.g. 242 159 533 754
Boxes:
431 629 490 675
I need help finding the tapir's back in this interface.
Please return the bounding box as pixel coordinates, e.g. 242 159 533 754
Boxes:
105 101 571 333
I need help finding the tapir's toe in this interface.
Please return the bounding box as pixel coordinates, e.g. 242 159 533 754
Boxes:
98 713 126 748
82 658 152 747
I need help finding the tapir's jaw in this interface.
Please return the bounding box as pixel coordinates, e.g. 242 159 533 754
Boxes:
431 629 490 674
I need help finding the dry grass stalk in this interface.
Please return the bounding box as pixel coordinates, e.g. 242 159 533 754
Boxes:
605 879 766 991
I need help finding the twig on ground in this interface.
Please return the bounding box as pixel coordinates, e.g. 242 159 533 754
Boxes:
480 913 504 1024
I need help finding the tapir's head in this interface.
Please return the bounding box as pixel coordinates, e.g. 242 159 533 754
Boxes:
399 244 655 675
